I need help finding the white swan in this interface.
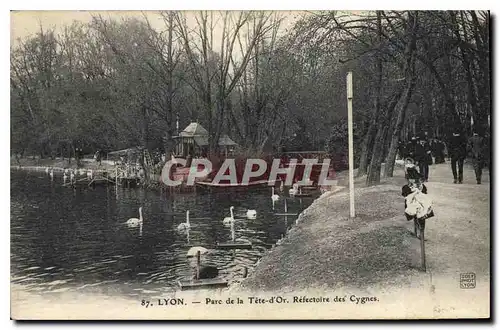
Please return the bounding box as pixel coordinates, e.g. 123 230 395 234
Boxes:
271 187 279 202
126 207 143 227
289 183 299 197
246 209 257 219
186 246 208 258
177 210 191 231
223 206 235 225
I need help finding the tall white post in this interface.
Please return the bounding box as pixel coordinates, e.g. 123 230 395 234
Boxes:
115 166 118 198
231 221 235 242
346 72 356 218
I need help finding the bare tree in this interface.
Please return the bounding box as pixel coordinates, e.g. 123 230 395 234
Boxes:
384 11 419 178
174 11 276 154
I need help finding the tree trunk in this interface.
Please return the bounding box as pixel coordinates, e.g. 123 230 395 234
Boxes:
366 123 386 185
418 39 461 133
210 95 224 155
468 11 490 134
367 91 403 183
366 11 384 185
384 11 419 178
164 11 176 160
448 11 480 134
141 106 150 182
356 121 377 177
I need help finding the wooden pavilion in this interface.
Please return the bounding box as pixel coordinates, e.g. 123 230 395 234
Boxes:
173 122 238 158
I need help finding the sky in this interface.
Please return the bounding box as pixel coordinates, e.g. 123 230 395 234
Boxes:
10 10 306 45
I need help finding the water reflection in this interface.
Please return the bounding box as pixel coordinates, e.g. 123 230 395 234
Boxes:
11 170 317 297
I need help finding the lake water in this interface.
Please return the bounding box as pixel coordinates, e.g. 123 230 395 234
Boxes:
10 170 317 298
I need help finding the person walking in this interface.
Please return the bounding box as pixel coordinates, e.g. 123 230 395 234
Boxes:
415 134 432 182
432 137 446 164
94 150 102 166
405 136 418 160
484 133 491 180
468 132 485 184
75 147 83 167
449 130 467 184
397 139 406 160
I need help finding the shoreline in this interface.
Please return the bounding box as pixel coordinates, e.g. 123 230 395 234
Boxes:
10 156 119 171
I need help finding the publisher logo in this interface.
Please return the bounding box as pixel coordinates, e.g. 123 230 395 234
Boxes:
460 273 476 289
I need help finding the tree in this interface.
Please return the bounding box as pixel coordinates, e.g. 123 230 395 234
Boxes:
174 11 277 154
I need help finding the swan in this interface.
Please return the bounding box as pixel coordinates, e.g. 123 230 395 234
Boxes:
276 234 285 246
246 209 257 219
289 183 299 197
186 246 209 258
126 207 143 227
223 206 235 225
177 210 191 231
271 187 279 202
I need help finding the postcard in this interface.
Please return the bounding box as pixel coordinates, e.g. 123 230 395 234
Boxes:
10 9 491 320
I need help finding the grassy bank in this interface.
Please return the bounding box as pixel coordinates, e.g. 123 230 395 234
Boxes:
236 183 424 293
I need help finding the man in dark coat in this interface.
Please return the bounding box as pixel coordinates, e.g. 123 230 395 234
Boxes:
432 138 446 164
415 135 432 182
448 130 467 184
468 132 485 184
75 147 83 167
405 136 418 160
397 139 406 160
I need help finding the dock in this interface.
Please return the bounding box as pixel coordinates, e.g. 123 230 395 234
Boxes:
294 192 312 197
178 249 229 290
216 241 253 250
196 179 281 191
178 278 228 291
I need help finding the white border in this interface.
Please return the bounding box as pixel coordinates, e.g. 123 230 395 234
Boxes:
2 0 498 329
